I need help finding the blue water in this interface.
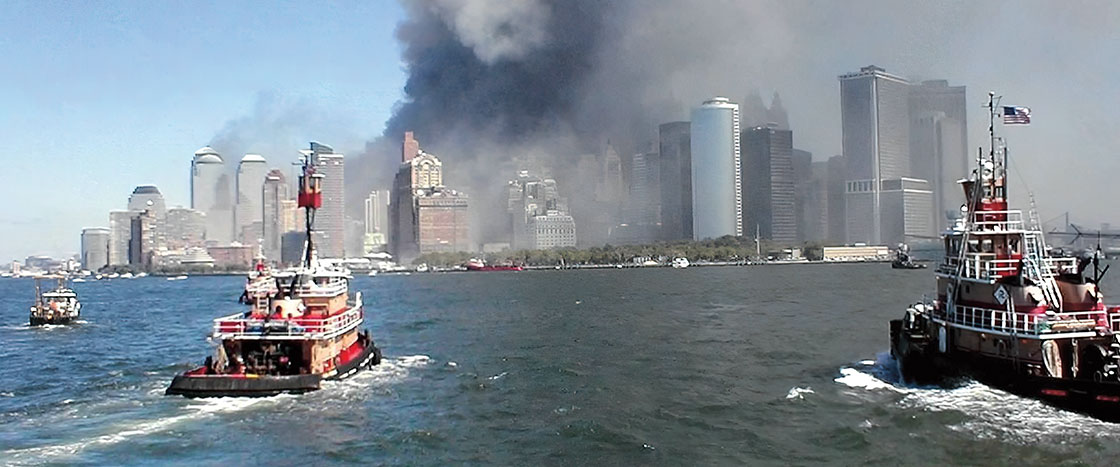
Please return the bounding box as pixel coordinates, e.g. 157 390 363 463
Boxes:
3 265 1120 465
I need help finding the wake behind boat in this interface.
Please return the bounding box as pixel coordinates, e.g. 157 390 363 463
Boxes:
166 145 382 398
890 92 1120 421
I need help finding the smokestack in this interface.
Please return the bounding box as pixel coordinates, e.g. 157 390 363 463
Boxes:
402 131 420 162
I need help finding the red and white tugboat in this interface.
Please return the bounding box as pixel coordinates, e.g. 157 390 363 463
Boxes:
29 275 80 326
167 147 382 397
891 92 1120 420
464 258 523 272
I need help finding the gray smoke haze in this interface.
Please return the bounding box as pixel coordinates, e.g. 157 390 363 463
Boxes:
213 1 1120 241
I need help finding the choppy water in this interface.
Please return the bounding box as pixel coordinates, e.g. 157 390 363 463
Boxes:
3 264 1120 465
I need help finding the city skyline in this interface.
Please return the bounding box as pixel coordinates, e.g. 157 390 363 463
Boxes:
5 2 1120 261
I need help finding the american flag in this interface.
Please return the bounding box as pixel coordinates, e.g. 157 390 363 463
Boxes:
1003 106 1031 125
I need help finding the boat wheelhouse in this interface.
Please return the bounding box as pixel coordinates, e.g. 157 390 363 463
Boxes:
890 92 1120 420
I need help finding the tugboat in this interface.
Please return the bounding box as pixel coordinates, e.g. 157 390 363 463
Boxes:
464 258 523 272
891 243 927 269
167 147 382 397
29 275 80 326
890 92 1120 420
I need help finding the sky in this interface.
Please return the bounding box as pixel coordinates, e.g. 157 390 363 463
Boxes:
0 1 406 262
3 1 1120 262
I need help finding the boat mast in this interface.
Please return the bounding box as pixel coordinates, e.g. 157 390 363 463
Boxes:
296 148 323 268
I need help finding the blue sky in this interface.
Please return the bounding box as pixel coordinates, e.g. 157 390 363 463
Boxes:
0 1 406 261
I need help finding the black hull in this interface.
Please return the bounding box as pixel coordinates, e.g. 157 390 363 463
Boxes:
29 315 77 326
890 319 1120 422
166 341 382 398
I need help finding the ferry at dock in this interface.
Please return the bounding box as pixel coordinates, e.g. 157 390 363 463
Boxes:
166 145 382 397
890 93 1120 420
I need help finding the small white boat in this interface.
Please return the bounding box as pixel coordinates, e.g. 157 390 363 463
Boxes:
166 275 188 281
671 257 690 269
72 278 86 283
367 270 378 277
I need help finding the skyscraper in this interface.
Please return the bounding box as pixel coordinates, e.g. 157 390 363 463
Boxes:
310 142 345 258
235 154 268 243
659 121 692 240
80 227 110 272
826 155 847 243
164 207 206 249
910 80 967 231
129 209 158 269
742 126 796 243
390 132 470 262
126 185 166 250
509 171 576 250
363 190 390 253
839 65 914 244
262 169 288 262
690 97 742 240
191 146 232 244
127 185 167 220
108 210 137 266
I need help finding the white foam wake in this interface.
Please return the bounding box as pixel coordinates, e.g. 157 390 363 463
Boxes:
3 397 275 464
786 386 814 400
835 353 1120 444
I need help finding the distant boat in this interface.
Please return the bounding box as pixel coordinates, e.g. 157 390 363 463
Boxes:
415 263 430 273
367 270 378 277
672 257 690 269
72 278 86 283
642 260 659 267
166 275 188 281
29 275 81 326
120 272 134 279
464 258 523 272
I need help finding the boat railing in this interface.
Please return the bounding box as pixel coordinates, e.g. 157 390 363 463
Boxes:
935 305 1108 336
939 255 1078 279
213 292 364 340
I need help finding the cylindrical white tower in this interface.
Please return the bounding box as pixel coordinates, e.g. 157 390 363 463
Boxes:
235 153 269 242
690 97 742 240
191 146 228 243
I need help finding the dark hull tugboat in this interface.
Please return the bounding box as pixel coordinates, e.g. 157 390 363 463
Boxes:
167 146 382 397
890 92 1120 421
891 243 927 269
29 275 80 326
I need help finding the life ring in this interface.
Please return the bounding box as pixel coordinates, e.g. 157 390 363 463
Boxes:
938 326 948 353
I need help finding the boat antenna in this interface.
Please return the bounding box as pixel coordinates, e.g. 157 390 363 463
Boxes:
296 147 322 269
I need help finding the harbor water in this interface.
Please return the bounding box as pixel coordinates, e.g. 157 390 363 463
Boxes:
3 263 1120 465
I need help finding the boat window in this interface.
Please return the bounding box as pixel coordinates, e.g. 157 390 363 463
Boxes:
968 239 980 253
1009 237 1020 254
981 239 993 253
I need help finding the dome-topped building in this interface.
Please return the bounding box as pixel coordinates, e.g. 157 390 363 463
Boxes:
191 146 232 244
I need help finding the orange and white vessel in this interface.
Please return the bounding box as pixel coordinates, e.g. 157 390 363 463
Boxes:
167 146 382 397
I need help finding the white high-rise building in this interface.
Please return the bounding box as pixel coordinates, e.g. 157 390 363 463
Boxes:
690 97 742 240
80 227 110 271
191 146 232 244
108 210 138 266
310 142 345 258
262 169 288 262
235 154 268 242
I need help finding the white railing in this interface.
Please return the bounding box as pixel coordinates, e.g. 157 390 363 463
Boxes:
939 255 1078 280
936 305 1108 336
213 293 363 340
